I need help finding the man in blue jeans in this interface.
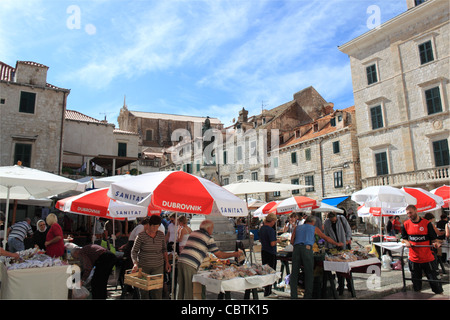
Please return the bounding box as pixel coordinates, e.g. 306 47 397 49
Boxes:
7 218 33 253
290 215 342 299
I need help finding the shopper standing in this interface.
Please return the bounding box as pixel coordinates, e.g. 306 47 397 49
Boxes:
259 213 280 297
290 215 342 299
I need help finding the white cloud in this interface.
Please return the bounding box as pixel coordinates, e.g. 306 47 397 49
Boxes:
2 0 404 125
67 0 257 89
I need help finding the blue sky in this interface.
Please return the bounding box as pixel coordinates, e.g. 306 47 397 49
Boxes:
1 0 406 127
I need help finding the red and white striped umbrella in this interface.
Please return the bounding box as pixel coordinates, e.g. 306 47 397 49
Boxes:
107 171 248 217
56 188 161 220
401 187 444 212
269 196 318 214
107 170 248 300
253 201 282 217
430 185 449 208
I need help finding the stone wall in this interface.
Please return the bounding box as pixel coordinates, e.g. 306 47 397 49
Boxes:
341 0 449 186
0 62 69 174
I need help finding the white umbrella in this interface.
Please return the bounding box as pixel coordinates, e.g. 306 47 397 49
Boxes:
313 202 344 214
0 165 80 249
351 186 416 241
107 170 248 299
223 180 308 197
86 174 134 189
351 186 417 209
247 198 266 209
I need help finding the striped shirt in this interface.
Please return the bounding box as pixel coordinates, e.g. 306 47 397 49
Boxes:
178 229 219 270
8 221 33 241
131 230 166 269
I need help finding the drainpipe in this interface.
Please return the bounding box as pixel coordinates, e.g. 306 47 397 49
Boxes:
319 137 325 198
59 91 68 175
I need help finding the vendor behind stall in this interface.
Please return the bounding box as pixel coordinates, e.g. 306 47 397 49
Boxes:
71 244 117 299
45 213 64 258
32 219 48 250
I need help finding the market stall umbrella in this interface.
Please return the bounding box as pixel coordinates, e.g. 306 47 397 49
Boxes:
0 165 80 249
108 171 248 216
56 187 161 246
351 186 417 209
247 198 266 210
269 196 318 214
85 174 134 190
253 201 281 218
107 170 248 299
313 202 344 214
351 186 416 241
223 180 308 201
430 185 449 208
56 188 161 220
401 187 444 212
357 204 406 217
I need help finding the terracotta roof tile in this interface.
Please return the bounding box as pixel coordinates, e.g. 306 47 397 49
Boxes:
281 106 355 147
65 110 105 124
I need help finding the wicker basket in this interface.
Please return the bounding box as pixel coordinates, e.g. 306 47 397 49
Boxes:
124 269 164 290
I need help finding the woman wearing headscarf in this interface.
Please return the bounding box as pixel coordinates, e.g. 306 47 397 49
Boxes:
45 213 65 258
32 219 48 250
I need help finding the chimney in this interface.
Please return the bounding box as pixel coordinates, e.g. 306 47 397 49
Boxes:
15 61 48 87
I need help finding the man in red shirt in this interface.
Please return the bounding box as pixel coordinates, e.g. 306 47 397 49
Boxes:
401 205 443 294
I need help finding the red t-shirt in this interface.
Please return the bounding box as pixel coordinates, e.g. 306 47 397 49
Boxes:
46 223 65 258
402 218 436 263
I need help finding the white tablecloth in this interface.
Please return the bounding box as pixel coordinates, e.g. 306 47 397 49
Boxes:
323 258 380 274
374 242 407 253
193 272 281 294
0 264 69 299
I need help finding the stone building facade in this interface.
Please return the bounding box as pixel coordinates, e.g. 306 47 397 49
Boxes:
63 110 139 176
339 0 449 190
0 61 70 174
269 106 361 204
218 86 337 187
117 102 223 173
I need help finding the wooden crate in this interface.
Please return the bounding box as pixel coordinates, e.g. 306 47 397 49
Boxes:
124 269 163 291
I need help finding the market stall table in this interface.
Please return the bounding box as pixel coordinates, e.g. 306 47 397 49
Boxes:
276 248 292 281
0 263 70 299
323 257 381 298
192 271 281 299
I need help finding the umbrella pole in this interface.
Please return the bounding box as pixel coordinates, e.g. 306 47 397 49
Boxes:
245 193 254 265
3 186 11 250
380 204 383 244
92 219 97 244
171 212 178 300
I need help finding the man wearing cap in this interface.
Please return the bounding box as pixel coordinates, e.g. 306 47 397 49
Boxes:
259 212 280 298
290 215 343 299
